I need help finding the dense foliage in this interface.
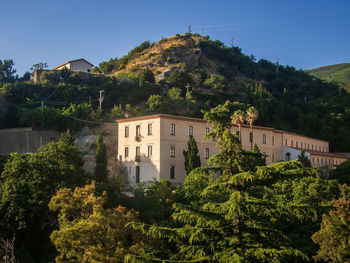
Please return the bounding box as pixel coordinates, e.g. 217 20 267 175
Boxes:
2 34 350 152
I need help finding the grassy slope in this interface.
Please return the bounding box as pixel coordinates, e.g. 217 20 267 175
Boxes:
308 63 350 92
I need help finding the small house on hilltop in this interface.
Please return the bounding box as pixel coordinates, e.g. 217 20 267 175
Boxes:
33 58 94 82
51 58 93 72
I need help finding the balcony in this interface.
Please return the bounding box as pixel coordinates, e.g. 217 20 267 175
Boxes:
135 135 142 142
135 155 141 162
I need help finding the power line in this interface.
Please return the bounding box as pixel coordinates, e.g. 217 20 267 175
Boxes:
59 113 117 125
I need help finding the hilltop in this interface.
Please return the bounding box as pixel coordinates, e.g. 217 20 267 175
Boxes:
308 63 350 92
1 33 350 152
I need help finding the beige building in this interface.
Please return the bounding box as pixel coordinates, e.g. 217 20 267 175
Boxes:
33 58 94 82
117 114 349 185
51 58 93 72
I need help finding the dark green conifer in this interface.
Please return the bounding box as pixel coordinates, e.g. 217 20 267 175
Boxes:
183 135 201 175
95 133 108 182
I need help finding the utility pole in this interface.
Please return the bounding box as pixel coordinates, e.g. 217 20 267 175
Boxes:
185 83 191 113
89 96 92 105
99 90 104 110
231 37 234 48
188 23 192 33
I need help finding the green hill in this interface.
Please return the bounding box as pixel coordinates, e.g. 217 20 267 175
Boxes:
308 63 350 92
2 33 350 152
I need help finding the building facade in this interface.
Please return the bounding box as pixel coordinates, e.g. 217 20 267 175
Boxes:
51 58 93 72
117 114 349 185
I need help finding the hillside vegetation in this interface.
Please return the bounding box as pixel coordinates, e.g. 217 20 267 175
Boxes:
308 63 350 92
1 33 350 152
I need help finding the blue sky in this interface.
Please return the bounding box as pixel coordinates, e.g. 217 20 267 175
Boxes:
2 0 350 76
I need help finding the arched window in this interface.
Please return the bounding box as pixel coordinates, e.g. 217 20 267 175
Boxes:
286 152 291 161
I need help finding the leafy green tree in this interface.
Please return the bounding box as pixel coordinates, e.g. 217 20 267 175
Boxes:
30 62 48 71
312 186 350 262
203 74 226 91
49 182 145 263
0 131 88 261
183 136 201 175
95 133 108 182
146 94 168 113
0 59 16 83
167 87 183 101
331 159 350 185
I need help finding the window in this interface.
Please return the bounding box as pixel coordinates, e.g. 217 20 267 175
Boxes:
322 146 324 152
171 124 176 135
189 126 193 136
124 147 129 158
272 136 274 146
285 139 287 146
170 166 175 179
236 131 240 138
291 140 293 147
147 145 152 157
205 148 210 159
125 126 129 137
136 125 141 137
312 145 314 150
272 153 274 163
249 132 253 143
170 146 176 157
87 69 91 72
286 152 291 161
205 127 210 135
148 123 152 135
135 146 141 162
301 142 303 149
263 134 266 144
296 141 298 148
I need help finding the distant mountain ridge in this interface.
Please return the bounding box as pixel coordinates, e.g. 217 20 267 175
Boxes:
308 63 350 92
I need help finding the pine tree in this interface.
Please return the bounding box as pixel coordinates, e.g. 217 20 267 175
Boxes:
183 136 201 175
312 186 350 262
95 133 108 182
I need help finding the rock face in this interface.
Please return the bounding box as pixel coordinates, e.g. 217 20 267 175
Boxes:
74 123 119 175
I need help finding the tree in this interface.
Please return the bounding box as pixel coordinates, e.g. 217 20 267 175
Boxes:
0 131 88 261
139 68 155 84
231 109 246 141
167 87 183 101
203 74 226 91
127 102 342 262
95 133 108 182
298 151 312 168
312 186 350 262
331 159 350 185
246 106 258 131
246 106 258 149
49 182 145 263
30 62 48 71
183 136 201 175
0 59 16 83
146 94 167 113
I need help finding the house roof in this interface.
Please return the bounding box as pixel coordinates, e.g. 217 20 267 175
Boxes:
116 114 328 143
51 58 94 70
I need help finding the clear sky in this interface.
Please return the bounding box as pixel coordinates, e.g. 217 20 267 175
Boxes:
2 0 350 76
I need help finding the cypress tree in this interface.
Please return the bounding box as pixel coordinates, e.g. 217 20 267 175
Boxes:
183 135 201 175
95 133 108 182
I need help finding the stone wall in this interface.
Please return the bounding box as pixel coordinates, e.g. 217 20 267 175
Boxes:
0 127 61 155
